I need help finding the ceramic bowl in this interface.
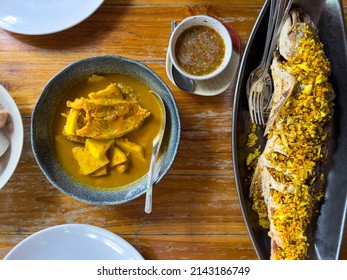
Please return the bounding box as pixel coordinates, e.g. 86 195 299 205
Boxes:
31 55 181 205
169 15 233 81
0 85 24 189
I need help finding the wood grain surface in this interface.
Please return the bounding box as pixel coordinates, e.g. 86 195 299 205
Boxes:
0 0 346 260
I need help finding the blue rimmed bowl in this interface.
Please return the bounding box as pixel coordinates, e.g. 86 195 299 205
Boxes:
31 55 180 205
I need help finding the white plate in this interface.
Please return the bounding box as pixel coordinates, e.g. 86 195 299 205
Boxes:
0 85 24 189
0 0 104 35
166 22 241 96
4 224 144 260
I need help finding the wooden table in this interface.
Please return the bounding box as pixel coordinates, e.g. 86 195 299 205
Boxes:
0 0 346 260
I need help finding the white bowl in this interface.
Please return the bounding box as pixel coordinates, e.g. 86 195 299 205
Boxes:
169 15 233 81
0 85 24 189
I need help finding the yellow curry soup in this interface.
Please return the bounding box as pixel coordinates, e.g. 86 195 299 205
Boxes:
53 74 164 189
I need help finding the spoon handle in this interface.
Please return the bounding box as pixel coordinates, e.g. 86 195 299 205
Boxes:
260 0 277 67
145 139 161 214
265 0 293 70
171 20 177 32
144 91 166 214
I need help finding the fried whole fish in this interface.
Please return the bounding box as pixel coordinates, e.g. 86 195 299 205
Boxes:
249 8 334 260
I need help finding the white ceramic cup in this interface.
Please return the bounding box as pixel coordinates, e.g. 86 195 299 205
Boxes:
169 15 232 81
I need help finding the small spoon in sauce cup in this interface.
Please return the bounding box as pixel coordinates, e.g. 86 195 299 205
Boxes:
172 64 195 92
144 91 166 214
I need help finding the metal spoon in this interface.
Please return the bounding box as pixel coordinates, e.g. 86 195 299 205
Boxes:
246 0 279 124
171 20 195 93
246 0 291 125
263 0 293 113
144 91 166 214
172 65 195 92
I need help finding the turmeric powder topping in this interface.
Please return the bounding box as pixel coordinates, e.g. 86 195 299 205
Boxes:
249 9 334 260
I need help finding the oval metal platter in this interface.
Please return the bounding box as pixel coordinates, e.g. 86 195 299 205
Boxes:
232 0 347 259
